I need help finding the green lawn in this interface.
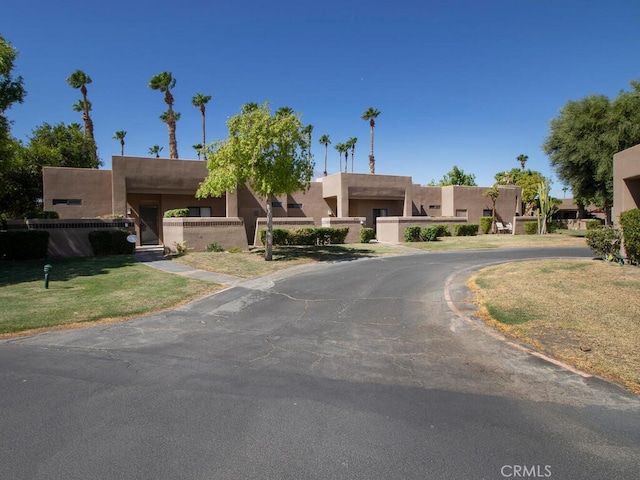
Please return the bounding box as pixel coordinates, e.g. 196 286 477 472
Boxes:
0 256 219 335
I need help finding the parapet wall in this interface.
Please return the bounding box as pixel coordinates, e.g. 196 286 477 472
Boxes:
163 217 248 253
376 216 470 243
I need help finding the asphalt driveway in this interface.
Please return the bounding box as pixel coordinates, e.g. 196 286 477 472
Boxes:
1 247 638 479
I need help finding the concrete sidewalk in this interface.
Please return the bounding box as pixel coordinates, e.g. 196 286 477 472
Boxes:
133 250 244 285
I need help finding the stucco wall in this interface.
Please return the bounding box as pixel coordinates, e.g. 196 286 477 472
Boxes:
162 218 248 253
42 167 113 218
321 217 367 244
376 216 469 243
613 144 640 223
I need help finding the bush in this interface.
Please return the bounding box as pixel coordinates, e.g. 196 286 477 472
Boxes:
453 223 478 236
480 216 493 234
259 228 291 246
291 227 317 246
420 226 440 241
0 230 50 260
227 246 243 253
431 224 451 237
586 219 603 230
23 210 59 219
88 229 135 256
163 208 189 218
206 242 224 252
620 208 640 264
360 227 376 243
404 226 422 242
585 226 622 261
524 221 538 235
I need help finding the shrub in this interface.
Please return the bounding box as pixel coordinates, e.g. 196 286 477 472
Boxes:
620 208 640 264
324 227 349 244
173 241 189 255
259 228 291 246
431 224 451 237
23 210 59 219
227 246 243 253
524 221 538 235
163 208 189 218
480 216 493 234
453 223 478 236
0 230 50 260
404 226 422 242
420 226 439 241
206 242 224 252
291 227 317 246
88 229 135 256
360 227 376 243
585 226 622 261
586 219 602 230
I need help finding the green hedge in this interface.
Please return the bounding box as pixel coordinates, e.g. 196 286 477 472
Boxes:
524 221 538 235
88 230 136 255
480 216 493 234
453 223 478 236
360 227 376 243
404 226 421 242
259 227 349 246
0 230 50 260
23 210 59 219
163 208 189 218
585 226 621 261
586 219 603 230
620 208 640 264
421 224 451 241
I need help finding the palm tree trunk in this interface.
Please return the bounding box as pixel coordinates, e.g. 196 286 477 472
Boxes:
344 151 348 173
323 145 328 176
120 140 124 156
201 108 207 160
369 121 375 174
168 116 179 159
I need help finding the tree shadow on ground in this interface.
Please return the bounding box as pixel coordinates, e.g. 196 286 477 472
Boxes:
253 245 378 263
0 255 137 288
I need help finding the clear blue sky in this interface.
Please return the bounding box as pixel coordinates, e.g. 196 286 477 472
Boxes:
4 0 640 197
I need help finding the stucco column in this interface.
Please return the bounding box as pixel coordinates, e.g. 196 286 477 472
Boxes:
403 185 413 217
337 182 349 217
225 190 238 217
111 163 127 216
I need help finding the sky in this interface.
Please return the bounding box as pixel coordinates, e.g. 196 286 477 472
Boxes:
3 0 640 198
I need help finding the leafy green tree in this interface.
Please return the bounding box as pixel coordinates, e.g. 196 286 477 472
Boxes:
0 34 26 135
494 168 547 215
483 185 500 233
192 93 211 159
431 165 477 186
66 70 95 143
149 72 179 158
1 123 100 217
113 130 127 156
148 145 163 158
543 80 640 224
347 137 357 172
318 134 331 176
361 107 380 174
197 102 313 260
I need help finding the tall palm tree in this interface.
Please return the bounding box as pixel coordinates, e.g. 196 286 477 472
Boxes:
334 142 347 172
192 93 211 159
517 154 528 171
148 145 163 158
318 134 331 176
347 137 357 172
113 130 127 156
302 124 313 166
149 72 179 158
193 143 203 160
67 70 95 142
361 107 380 174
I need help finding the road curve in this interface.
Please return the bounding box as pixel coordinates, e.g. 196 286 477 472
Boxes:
1 246 638 480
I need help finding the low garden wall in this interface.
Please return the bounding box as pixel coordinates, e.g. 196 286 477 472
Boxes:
253 217 316 246
512 216 537 235
375 216 469 243
6 218 135 257
163 217 248 253
321 217 365 244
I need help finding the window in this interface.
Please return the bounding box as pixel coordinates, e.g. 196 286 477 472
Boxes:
53 199 82 205
428 205 440 209
483 209 492 217
187 206 212 217
287 203 303 209
271 201 283 207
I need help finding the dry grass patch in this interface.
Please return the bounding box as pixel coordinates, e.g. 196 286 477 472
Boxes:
173 243 405 278
405 233 587 251
470 259 640 394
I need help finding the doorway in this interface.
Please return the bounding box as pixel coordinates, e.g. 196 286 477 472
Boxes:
372 208 388 231
139 205 159 245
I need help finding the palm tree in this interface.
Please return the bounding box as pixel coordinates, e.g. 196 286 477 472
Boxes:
318 134 331 176
347 137 357 172
517 154 528 171
113 130 127 156
193 143 203 160
67 70 95 142
149 72 179 158
148 145 163 158
361 107 380 174
192 93 211 159
159 110 180 156
302 124 313 166
334 143 347 172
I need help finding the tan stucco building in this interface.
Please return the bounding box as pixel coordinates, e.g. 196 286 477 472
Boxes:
613 144 640 224
42 155 522 250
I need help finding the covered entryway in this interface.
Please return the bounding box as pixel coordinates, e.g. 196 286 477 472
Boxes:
139 205 159 245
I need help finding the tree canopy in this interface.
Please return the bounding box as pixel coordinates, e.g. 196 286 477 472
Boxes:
542 79 640 223
0 33 26 136
430 165 477 186
494 167 547 215
197 101 313 260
